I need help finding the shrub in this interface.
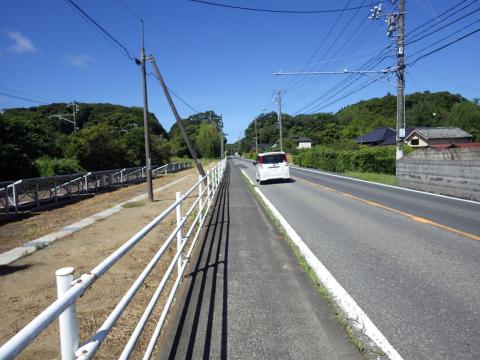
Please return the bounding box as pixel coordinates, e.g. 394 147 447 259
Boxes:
293 145 396 174
35 157 85 177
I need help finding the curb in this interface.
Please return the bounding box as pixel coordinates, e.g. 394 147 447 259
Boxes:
0 174 192 266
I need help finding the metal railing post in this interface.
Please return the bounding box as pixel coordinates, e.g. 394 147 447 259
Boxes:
35 181 40 208
13 183 18 213
198 175 203 220
55 267 79 360
207 171 211 206
175 192 184 275
4 187 9 214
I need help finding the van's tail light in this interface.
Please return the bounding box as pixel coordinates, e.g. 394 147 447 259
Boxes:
283 153 288 164
258 156 264 167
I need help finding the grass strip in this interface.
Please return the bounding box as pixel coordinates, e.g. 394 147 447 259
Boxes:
343 171 397 186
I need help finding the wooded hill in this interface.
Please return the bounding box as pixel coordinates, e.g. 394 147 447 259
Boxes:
235 91 480 154
0 103 222 181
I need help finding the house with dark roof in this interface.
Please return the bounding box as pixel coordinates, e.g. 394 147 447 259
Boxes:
356 127 415 146
404 127 473 148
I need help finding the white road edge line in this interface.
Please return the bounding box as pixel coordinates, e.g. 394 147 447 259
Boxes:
290 165 480 205
0 174 192 266
240 168 403 360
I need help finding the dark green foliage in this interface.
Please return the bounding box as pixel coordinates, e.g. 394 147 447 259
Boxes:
293 145 396 175
0 103 170 180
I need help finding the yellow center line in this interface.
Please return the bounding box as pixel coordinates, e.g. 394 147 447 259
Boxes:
292 176 480 242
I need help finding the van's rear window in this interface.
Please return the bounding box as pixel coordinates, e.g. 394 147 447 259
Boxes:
261 154 285 164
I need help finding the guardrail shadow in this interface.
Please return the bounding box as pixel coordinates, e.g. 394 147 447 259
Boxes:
165 165 230 360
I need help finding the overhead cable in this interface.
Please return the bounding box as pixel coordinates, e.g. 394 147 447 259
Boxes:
64 0 136 61
189 0 382 14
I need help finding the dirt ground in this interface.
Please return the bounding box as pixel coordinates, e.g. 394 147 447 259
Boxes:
0 164 216 359
0 168 203 254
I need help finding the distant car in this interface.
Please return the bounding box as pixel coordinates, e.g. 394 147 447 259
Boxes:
254 151 290 184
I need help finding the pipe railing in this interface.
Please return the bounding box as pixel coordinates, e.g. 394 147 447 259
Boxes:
0 162 191 214
0 158 227 360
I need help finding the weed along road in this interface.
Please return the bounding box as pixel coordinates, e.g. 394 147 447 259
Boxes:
234 158 480 360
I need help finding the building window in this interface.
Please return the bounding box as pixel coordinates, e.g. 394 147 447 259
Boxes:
411 139 419 146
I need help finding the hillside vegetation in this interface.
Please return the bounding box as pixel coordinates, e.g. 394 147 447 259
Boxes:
234 91 480 154
0 103 223 181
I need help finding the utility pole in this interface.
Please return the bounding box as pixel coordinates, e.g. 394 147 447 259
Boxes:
396 0 406 160
255 117 258 154
68 101 79 131
138 21 154 202
219 115 225 159
48 101 80 131
147 55 207 179
275 90 284 152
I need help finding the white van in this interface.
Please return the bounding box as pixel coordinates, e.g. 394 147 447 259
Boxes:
254 152 290 184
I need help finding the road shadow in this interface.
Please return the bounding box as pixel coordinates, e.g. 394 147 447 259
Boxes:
258 178 296 185
165 165 230 360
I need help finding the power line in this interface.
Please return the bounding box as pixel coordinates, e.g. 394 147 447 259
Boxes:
0 86 59 104
409 26 480 65
64 0 136 61
409 18 480 57
189 0 382 14
407 4 480 45
292 47 392 114
0 91 50 105
285 0 353 91
408 0 477 36
289 4 372 95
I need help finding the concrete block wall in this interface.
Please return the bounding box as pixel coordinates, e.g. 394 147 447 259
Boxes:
397 148 480 201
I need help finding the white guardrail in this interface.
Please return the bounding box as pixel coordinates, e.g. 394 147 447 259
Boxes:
0 158 227 360
1 162 191 214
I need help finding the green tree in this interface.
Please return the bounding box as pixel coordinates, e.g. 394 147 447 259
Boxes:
195 123 220 158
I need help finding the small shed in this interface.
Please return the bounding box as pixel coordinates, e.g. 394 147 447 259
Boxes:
404 127 473 148
291 136 312 149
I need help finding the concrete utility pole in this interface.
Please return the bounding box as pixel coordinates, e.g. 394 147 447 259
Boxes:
147 55 207 179
275 90 284 152
68 101 79 131
255 117 258 154
139 22 154 202
219 115 225 159
396 0 406 160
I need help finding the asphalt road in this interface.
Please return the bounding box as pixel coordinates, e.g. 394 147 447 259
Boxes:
157 164 360 359
234 158 480 360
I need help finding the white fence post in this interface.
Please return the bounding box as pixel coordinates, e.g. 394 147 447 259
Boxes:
175 192 184 275
55 267 79 360
207 171 211 206
198 175 203 221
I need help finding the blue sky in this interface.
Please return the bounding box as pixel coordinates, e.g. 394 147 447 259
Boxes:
1 0 479 143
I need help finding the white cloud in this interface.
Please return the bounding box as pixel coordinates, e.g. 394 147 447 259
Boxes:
64 54 95 68
6 31 37 54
